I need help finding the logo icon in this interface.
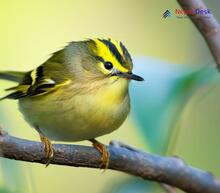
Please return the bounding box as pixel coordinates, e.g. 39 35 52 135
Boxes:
163 10 172 18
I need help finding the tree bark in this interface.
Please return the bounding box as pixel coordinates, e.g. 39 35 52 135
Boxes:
0 131 220 193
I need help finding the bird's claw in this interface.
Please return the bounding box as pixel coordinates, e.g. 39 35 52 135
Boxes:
40 135 54 167
90 139 110 169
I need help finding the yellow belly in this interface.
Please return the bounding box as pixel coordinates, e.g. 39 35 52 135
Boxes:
19 78 130 142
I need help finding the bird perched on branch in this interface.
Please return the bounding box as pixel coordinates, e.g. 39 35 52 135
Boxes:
0 38 144 168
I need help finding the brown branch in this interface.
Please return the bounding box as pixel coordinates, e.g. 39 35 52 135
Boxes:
177 0 220 69
0 131 220 193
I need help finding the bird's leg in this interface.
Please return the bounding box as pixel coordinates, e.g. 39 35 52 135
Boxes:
35 127 54 167
89 139 109 169
40 134 54 166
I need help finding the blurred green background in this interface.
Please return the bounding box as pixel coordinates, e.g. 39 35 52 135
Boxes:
0 0 220 193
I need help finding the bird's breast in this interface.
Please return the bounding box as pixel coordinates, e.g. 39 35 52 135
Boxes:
19 78 130 142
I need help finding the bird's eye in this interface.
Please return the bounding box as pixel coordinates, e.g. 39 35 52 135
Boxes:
104 61 113 70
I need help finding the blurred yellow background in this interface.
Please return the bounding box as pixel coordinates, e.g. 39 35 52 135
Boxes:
0 0 209 70
0 0 220 193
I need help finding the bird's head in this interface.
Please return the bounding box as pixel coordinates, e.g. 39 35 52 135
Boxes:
64 38 144 83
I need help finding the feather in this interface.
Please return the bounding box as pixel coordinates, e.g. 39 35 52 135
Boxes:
1 91 27 100
0 71 26 82
1 65 61 100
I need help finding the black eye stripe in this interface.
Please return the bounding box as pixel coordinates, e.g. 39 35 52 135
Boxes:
93 56 113 71
94 56 105 63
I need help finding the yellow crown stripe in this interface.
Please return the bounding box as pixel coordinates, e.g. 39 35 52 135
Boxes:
93 39 128 73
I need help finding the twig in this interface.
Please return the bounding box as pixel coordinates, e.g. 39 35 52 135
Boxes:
0 131 220 193
177 0 220 70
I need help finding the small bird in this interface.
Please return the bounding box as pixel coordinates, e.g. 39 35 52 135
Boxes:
0 38 144 167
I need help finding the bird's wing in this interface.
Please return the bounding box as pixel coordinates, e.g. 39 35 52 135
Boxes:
1 63 71 100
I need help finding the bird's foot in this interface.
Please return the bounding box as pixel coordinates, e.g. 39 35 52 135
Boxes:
89 139 109 169
40 135 54 167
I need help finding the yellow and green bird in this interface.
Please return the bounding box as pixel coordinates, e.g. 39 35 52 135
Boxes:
0 38 144 167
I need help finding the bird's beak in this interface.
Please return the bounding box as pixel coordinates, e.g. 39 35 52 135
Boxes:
117 72 144 81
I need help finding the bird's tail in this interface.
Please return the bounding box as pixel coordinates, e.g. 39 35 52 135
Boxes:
0 71 27 100
0 71 26 82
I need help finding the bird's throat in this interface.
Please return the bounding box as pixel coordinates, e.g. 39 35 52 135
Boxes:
96 78 129 106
